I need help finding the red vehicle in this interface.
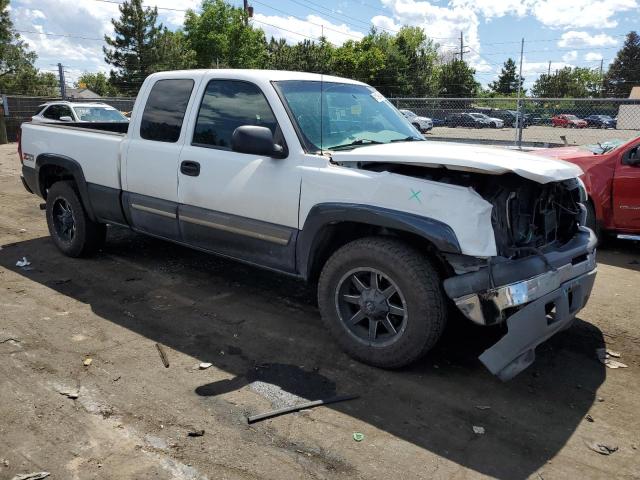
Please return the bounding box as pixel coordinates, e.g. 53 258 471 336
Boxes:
551 114 588 128
534 137 640 239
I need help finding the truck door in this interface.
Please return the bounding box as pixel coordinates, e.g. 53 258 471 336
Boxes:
612 144 640 230
122 78 196 240
177 79 301 272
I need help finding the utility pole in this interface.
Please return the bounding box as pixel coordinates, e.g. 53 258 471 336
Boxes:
459 31 464 62
57 63 66 100
599 58 604 97
242 0 253 25
515 38 524 148
548 61 551 76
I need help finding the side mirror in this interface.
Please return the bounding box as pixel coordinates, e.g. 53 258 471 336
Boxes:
231 126 286 158
59 116 73 122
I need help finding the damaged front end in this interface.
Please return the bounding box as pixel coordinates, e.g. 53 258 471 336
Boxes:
442 175 598 380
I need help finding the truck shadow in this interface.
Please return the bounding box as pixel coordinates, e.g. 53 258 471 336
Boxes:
1 227 607 480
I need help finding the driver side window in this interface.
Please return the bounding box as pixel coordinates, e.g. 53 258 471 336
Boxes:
192 80 278 150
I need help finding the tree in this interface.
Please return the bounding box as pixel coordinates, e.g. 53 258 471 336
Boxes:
394 26 439 96
156 29 197 70
488 58 524 95
184 0 267 68
76 72 118 97
604 31 640 97
103 0 163 94
437 60 479 97
532 66 600 98
0 0 58 95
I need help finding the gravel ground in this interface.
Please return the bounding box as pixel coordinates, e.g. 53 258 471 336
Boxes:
427 125 639 146
1 142 639 480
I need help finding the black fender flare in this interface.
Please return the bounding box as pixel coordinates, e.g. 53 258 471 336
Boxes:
35 154 96 221
296 203 461 280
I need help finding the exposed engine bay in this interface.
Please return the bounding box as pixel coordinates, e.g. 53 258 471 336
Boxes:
354 162 586 259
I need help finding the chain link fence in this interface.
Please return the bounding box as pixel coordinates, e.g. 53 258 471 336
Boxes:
1 95 136 142
2 93 639 148
390 97 640 148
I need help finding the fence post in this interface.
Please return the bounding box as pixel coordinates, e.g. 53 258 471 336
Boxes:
515 38 525 149
0 99 7 145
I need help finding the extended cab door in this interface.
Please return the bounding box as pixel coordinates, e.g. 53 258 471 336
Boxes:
612 143 640 230
177 78 301 272
122 77 197 240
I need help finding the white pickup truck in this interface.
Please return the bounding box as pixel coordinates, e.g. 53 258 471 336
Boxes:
18 69 597 380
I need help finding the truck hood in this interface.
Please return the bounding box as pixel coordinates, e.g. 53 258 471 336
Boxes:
330 141 582 184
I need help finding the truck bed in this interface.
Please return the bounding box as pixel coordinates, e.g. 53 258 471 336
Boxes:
20 121 126 191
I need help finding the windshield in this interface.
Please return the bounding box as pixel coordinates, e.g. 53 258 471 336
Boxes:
565 115 579 120
72 106 128 122
274 80 421 151
469 113 486 119
584 139 626 154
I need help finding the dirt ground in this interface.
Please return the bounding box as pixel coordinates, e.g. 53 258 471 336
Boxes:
0 142 639 480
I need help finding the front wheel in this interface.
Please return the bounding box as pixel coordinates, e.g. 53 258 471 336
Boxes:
46 181 106 257
585 202 601 243
318 237 446 368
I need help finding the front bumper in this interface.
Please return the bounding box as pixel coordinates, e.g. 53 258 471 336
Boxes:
443 228 597 380
479 267 596 380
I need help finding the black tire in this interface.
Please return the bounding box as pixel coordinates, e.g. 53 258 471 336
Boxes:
317 237 446 368
585 201 601 244
490 122 497 128
46 181 106 257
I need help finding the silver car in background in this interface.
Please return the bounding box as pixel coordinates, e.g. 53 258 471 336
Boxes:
31 101 129 124
400 109 433 133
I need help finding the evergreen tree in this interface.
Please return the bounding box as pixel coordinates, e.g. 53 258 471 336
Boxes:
103 0 163 94
604 31 640 97
488 58 524 95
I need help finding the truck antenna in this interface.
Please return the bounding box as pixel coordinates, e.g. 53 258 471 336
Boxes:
320 24 324 156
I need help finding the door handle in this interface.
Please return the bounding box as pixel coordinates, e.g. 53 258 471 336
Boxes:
180 161 200 177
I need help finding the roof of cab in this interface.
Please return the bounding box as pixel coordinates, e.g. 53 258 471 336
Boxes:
145 69 367 86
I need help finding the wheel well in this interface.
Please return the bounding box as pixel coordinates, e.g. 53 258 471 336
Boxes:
39 164 76 198
307 222 452 283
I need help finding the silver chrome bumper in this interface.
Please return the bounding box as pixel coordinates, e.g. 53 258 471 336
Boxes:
454 252 596 326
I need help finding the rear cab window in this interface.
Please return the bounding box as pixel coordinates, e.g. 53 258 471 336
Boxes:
140 79 195 142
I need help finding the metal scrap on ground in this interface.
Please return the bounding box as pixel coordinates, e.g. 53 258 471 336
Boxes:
596 348 628 368
586 441 619 455
11 472 50 480
247 395 359 424
155 343 170 368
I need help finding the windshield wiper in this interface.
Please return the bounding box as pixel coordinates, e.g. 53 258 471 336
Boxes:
327 139 383 150
390 136 423 142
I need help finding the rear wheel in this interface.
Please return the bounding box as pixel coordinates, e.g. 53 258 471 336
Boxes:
318 237 446 368
46 181 106 257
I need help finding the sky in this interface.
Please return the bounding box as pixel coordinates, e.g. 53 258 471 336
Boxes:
7 0 639 90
